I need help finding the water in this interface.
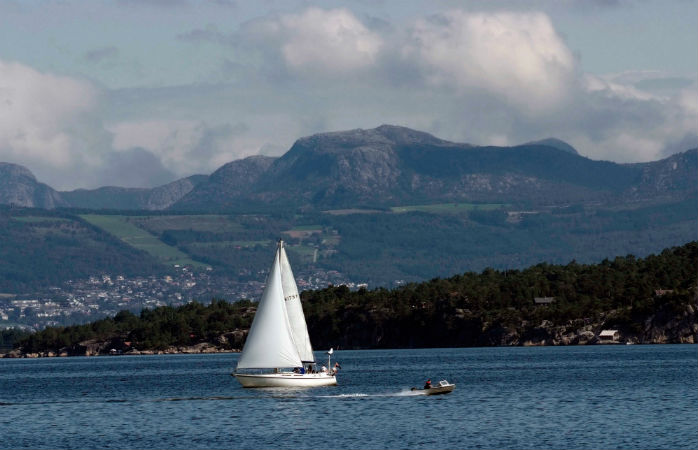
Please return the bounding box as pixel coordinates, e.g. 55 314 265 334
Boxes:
1 345 696 449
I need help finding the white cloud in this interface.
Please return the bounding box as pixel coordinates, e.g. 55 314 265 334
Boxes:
0 60 99 170
247 8 383 77
402 11 577 114
108 119 261 176
1 7 695 191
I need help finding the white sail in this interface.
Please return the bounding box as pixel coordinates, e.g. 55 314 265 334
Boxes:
279 242 315 363
236 250 302 370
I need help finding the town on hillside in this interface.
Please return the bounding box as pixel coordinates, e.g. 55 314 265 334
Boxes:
0 266 365 331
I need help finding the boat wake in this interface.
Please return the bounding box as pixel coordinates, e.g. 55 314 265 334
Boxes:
317 389 424 398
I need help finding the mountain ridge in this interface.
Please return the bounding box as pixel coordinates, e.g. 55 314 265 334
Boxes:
0 125 695 211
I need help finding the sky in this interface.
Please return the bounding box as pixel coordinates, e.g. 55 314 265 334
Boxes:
0 0 696 190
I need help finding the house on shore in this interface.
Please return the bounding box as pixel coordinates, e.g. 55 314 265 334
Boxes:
599 329 620 342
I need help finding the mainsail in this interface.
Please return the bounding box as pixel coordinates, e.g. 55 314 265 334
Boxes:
235 247 303 370
279 243 315 363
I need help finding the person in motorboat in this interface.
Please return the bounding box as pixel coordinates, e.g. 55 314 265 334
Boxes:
424 379 432 389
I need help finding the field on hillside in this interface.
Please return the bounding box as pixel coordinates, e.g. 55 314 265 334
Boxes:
79 215 203 267
2 194 696 291
390 202 507 214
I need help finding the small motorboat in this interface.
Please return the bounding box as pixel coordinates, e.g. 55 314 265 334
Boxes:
412 379 455 395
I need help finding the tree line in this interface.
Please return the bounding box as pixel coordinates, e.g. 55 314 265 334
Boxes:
12 241 697 354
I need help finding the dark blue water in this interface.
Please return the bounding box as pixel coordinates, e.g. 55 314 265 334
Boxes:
1 345 696 449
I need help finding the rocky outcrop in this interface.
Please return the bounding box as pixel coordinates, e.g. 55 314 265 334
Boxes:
171 156 276 211
641 303 697 344
0 162 68 208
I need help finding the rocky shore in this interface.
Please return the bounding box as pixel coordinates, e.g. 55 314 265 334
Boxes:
1 330 248 358
3 302 695 358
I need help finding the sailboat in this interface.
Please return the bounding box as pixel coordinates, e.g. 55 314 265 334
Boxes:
233 240 337 388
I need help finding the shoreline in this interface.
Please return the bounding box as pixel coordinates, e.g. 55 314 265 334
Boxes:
3 340 695 359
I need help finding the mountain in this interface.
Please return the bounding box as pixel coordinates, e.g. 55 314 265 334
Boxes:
0 163 68 209
1 125 696 212
60 175 207 210
172 125 696 211
173 156 276 211
625 149 698 201
523 137 579 155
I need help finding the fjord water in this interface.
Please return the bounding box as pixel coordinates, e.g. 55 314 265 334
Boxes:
1 346 695 449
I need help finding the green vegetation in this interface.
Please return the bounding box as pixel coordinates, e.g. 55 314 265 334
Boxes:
12 216 72 223
129 215 244 233
19 299 254 353
0 209 167 292
390 202 506 214
14 241 697 353
0 195 696 291
80 214 202 267
0 328 31 351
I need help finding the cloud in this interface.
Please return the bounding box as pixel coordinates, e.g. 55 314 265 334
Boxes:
1 7 695 191
96 147 177 188
107 119 256 176
0 60 105 183
277 8 383 75
402 11 577 114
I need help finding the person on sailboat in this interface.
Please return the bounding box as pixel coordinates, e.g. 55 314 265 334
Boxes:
332 362 341 375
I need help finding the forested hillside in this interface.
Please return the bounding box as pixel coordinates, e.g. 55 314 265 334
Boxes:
0 207 168 291
10 241 696 356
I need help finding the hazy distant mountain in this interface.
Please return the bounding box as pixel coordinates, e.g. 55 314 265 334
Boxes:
172 125 697 211
523 138 579 155
0 162 68 209
61 175 207 210
1 125 696 212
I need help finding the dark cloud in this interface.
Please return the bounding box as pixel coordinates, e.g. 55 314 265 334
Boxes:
83 46 119 63
191 122 249 160
98 147 177 188
177 24 233 45
661 133 698 156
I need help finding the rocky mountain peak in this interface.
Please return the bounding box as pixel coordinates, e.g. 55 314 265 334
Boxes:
0 162 38 182
0 162 67 208
291 124 454 155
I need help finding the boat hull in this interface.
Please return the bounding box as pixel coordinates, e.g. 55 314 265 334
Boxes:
412 383 456 395
233 372 337 388
424 384 455 395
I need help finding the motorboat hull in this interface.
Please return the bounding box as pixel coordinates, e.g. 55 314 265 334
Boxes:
233 372 337 388
424 384 455 395
412 382 455 395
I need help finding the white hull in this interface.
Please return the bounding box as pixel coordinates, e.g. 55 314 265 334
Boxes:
233 372 337 388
